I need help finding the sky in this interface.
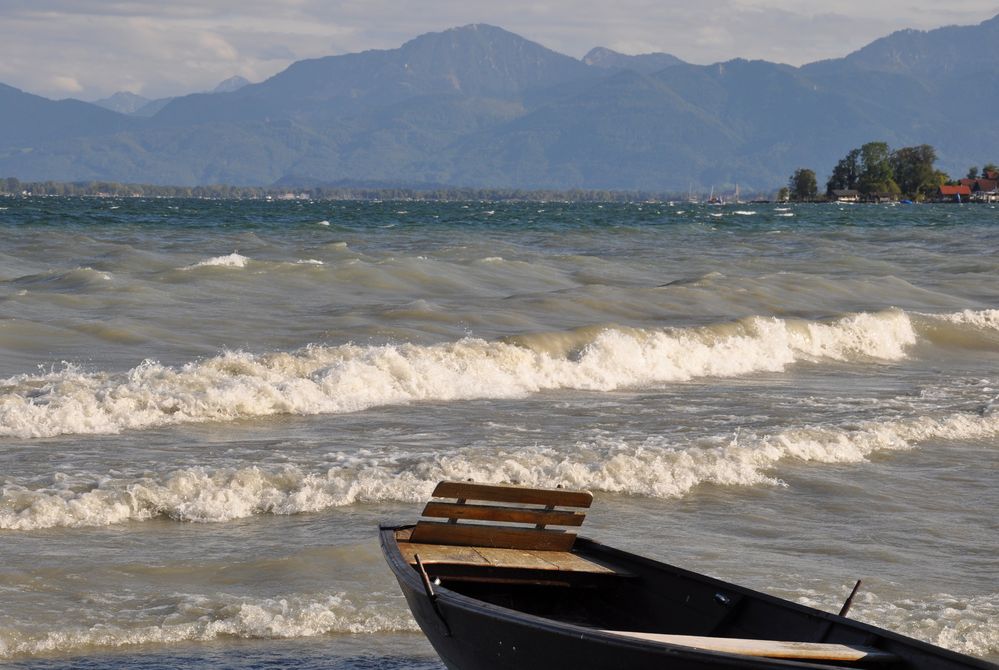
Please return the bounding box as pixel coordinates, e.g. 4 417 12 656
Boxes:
1 1 997 101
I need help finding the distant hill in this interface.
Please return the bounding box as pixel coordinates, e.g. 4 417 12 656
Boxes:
150 24 593 127
132 97 173 117
92 76 252 117
583 47 685 73
211 76 250 93
0 83 134 146
839 13 999 77
92 91 150 114
0 18 997 190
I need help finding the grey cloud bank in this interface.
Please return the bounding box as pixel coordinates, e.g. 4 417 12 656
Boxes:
1 0 998 99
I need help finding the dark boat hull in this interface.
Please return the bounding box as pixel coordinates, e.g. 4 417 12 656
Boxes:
380 525 997 670
398 582 811 669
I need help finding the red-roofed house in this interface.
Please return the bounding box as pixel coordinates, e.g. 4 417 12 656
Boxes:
972 178 999 203
938 184 972 202
959 177 999 193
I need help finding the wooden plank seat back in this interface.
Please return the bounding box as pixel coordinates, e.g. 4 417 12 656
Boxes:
408 481 593 551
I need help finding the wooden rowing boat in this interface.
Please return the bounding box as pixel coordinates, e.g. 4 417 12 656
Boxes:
380 481 996 670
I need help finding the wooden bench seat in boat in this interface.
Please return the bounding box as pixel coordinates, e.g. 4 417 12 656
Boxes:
599 630 899 664
397 481 629 584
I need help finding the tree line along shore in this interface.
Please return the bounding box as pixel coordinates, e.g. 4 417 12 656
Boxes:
785 142 999 203
0 179 704 203
0 179 654 202
3 149 998 204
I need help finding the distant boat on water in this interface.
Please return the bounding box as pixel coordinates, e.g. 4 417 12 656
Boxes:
686 183 698 204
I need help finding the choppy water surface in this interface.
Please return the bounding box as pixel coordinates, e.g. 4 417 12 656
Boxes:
1 197 997 667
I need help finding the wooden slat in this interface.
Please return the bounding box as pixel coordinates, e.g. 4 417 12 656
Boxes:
400 542 618 574
398 542 490 567
525 550 618 573
431 481 592 508
479 548 619 575
599 631 898 664
409 520 576 551
422 502 586 526
474 547 561 570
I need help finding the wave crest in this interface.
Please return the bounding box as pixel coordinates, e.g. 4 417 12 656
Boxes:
183 253 249 269
5 409 997 531
0 310 919 439
0 592 416 659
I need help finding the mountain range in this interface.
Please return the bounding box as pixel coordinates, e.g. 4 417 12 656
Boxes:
2 17 998 191
93 76 252 117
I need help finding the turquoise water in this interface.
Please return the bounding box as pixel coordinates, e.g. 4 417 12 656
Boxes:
1 197 997 666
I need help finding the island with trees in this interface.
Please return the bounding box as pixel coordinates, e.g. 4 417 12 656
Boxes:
787 142 999 203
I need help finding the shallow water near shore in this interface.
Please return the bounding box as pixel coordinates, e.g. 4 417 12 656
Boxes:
1 197 997 666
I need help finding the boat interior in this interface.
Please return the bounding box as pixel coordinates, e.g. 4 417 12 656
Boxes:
394 481 917 667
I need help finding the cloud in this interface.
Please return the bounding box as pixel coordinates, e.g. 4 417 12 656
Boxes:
0 0 996 100
254 44 298 61
0 8 329 99
47 75 83 93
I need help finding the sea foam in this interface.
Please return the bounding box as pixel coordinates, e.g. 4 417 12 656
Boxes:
4 408 998 531
0 309 919 439
0 591 416 659
184 253 249 269
797 589 999 659
933 308 999 331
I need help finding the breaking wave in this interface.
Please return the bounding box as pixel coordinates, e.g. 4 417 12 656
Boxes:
931 308 999 331
183 253 249 269
0 309 920 439
4 408 997 531
0 591 416 659
916 309 999 350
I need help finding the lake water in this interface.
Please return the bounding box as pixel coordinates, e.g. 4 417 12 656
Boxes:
1 197 997 667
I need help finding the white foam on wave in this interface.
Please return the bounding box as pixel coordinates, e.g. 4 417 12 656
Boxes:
0 464 430 530
0 310 919 439
797 589 999 659
184 253 249 269
433 407 999 500
931 308 999 331
0 310 919 440
84 267 113 281
5 407 998 531
0 591 416 659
